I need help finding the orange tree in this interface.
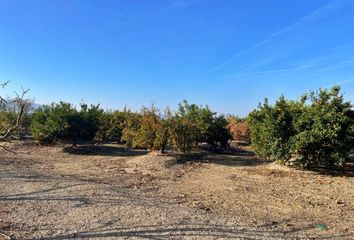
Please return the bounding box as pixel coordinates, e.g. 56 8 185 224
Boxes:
248 86 354 169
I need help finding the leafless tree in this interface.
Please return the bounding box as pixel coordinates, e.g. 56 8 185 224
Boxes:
0 81 32 141
0 80 10 106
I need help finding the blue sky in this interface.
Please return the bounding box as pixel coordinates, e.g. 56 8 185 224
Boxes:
1 0 354 116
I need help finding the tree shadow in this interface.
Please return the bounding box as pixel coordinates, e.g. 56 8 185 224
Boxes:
0 179 162 208
0 185 115 209
62 145 149 157
172 147 269 168
204 154 270 167
0 183 92 207
295 167 354 177
30 223 350 240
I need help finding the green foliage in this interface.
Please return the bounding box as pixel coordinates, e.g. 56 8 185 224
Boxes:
31 103 69 144
169 116 196 152
96 111 125 142
291 87 354 168
79 103 102 142
206 115 232 148
133 105 162 149
248 96 298 160
176 100 232 149
119 101 231 152
0 110 17 136
29 99 232 153
121 106 170 151
95 111 112 141
177 100 213 144
121 110 141 147
31 102 101 145
248 86 354 169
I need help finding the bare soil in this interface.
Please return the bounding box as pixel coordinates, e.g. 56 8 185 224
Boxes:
0 142 353 239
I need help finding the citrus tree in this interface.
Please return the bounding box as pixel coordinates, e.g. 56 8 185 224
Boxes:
248 86 354 169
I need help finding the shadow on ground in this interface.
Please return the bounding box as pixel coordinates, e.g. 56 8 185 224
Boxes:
172 147 269 168
30 224 350 240
63 145 149 157
0 180 160 208
0 183 93 207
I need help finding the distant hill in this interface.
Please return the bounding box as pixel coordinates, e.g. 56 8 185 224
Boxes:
1 101 41 112
32 103 41 110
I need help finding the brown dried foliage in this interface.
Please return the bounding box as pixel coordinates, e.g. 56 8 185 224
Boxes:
227 116 250 143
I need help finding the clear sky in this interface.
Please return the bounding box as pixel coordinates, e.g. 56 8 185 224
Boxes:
1 0 354 116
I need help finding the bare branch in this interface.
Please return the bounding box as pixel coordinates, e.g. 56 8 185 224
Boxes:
0 96 6 105
0 85 32 141
0 80 10 88
1 80 12 105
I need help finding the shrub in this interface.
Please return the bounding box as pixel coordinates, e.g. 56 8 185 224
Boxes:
96 111 125 142
133 105 162 149
154 108 172 153
176 100 208 144
120 106 170 152
79 103 102 142
169 116 196 152
0 110 18 137
291 87 354 168
248 86 354 169
206 115 232 148
121 110 141 147
176 100 231 148
95 111 112 141
31 102 101 145
248 96 297 161
31 104 65 144
109 111 126 142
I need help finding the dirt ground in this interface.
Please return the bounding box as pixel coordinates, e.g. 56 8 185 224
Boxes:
0 142 353 240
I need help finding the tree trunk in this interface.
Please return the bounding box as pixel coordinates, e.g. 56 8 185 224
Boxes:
160 143 166 154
